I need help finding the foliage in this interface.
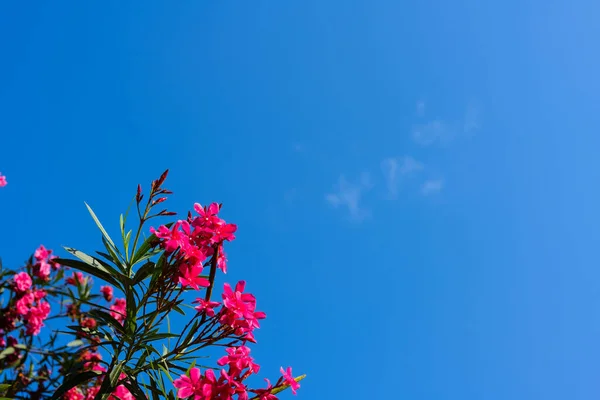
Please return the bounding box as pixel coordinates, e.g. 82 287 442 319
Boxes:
0 171 304 399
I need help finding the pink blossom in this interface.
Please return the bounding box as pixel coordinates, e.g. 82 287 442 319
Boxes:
16 293 34 315
193 298 220 317
107 373 134 400
35 260 51 280
250 379 278 400
81 317 97 329
211 222 237 244
217 346 260 377
173 367 202 399
151 221 188 253
152 203 238 288
34 245 52 261
217 244 228 273
50 255 61 270
66 272 86 286
26 301 51 335
100 285 114 302
0 174 6 187
109 385 133 400
85 386 100 400
13 272 32 292
110 298 127 323
63 387 84 400
220 281 266 337
178 262 209 290
280 367 300 395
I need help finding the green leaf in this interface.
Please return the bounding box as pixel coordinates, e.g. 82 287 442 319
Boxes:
50 370 102 400
85 202 119 256
67 339 84 347
132 261 155 285
0 347 15 360
141 333 179 344
157 362 173 382
172 304 186 316
58 249 123 290
88 309 125 335
131 222 172 266
122 378 147 400
186 359 196 374
102 236 126 273
144 377 162 400
125 288 137 335
0 383 11 394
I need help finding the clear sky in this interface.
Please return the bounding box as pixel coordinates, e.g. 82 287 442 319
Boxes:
2 1 600 399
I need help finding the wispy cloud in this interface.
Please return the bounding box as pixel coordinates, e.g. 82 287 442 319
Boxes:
325 173 372 221
421 179 444 195
381 156 423 198
412 120 452 146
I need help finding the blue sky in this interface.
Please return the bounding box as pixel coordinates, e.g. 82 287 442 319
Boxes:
2 1 600 398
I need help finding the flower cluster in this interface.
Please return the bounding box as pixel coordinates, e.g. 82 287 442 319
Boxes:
150 199 300 400
0 172 6 187
0 172 302 400
62 371 133 400
6 263 52 337
33 245 60 281
173 361 300 400
151 202 237 289
193 281 266 343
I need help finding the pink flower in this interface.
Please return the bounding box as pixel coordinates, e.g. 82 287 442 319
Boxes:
0 174 6 187
100 285 114 302
109 385 133 400
13 272 32 292
220 281 266 337
280 367 300 395
211 222 237 243
217 346 260 377
173 367 202 399
85 386 100 400
217 245 228 273
81 317 97 329
251 379 278 400
63 387 84 400
193 298 220 317
150 221 188 253
16 293 34 315
178 263 209 290
26 301 51 335
193 202 221 229
35 260 51 280
66 272 86 286
110 298 127 323
34 245 52 261
50 255 61 270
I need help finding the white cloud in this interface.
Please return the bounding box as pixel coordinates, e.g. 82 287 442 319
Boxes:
326 173 372 221
381 156 423 198
412 120 452 146
421 179 444 195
